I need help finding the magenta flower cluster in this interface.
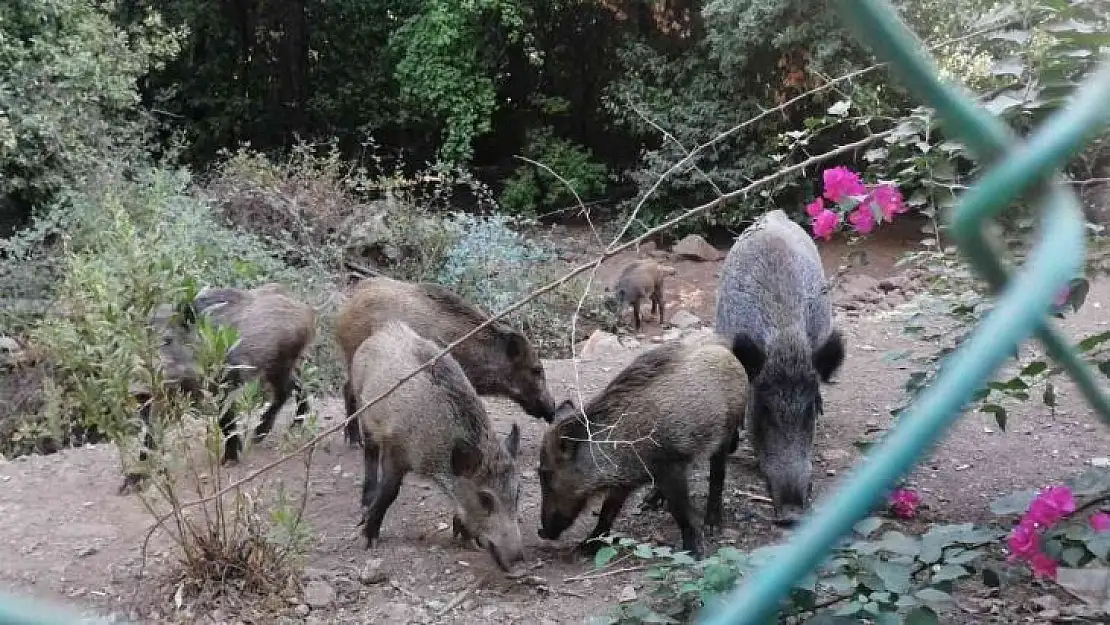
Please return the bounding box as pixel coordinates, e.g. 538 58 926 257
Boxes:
806 166 908 240
889 487 921 520
1007 485 1110 579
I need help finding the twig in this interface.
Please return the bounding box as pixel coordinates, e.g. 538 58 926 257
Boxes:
735 490 774 505
563 565 648 583
435 584 475 615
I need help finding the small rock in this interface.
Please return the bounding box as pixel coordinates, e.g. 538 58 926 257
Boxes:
669 310 701 329
578 330 627 360
425 600 445 612
661 328 682 342
621 338 641 349
294 604 310 617
1038 608 1060 620
460 599 477 611
650 335 665 344
303 580 336 609
877 276 907 292
1091 457 1110 468
76 546 98 558
619 585 637 603
680 327 714 346
673 234 722 261
1031 595 1060 612
480 605 499 618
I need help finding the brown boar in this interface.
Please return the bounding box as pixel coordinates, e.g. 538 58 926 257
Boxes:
536 337 747 558
336 274 556 446
352 320 524 572
121 283 316 494
609 259 677 332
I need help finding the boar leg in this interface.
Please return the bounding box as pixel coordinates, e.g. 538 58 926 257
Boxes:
289 372 310 428
343 379 363 446
704 440 731 531
657 467 703 558
219 405 244 465
631 300 642 332
360 435 381 512
578 485 635 555
253 371 293 443
652 290 665 324
363 449 404 547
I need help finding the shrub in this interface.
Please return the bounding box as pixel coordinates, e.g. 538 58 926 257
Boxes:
500 126 610 217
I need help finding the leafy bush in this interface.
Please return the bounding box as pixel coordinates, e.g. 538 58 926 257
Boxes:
589 518 1003 624
14 161 339 457
0 0 183 233
500 126 610 217
436 211 614 357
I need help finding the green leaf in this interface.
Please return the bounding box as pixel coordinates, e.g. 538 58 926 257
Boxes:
594 546 618 568
634 544 655 559
854 516 884 537
1020 361 1048 377
979 403 1007 430
821 573 857 595
990 489 1037 515
874 612 902 625
931 564 968 583
1078 331 1110 352
905 605 940 625
875 531 921 556
1062 546 1087 567
873 559 913 594
914 588 953 608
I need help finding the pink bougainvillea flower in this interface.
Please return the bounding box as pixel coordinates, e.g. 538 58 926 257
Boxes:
889 487 922 519
822 166 867 203
1029 552 1059 579
1007 518 1040 560
1026 485 1077 528
869 183 907 220
812 208 841 241
847 205 875 234
1090 511 1110 533
805 196 826 218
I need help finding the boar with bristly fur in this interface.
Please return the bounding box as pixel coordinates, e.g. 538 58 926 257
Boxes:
121 283 316 494
336 274 556 446
352 320 525 572
715 209 846 526
536 338 747 558
608 259 677 332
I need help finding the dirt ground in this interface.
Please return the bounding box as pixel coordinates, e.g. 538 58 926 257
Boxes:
4 215 1110 624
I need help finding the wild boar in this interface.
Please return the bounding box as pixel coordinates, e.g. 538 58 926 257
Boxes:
352 320 524 572
336 274 556 446
121 283 315 493
715 209 846 525
536 338 747 558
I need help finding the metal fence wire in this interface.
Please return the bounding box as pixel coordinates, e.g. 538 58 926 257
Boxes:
701 0 1110 624
3 1 1110 625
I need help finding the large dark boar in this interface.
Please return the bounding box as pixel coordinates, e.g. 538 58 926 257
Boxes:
336 274 557 445
536 339 747 558
121 283 316 493
715 209 846 525
352 320 525 572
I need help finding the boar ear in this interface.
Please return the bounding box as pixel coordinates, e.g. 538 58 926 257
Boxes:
503 423 521 459
813 329 846 383
450 440 481 477
730 333 765 379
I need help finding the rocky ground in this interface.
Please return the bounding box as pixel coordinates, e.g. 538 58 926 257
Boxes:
4 215 1110 624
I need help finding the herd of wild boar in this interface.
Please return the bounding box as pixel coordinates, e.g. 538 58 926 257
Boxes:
122 209 846 571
